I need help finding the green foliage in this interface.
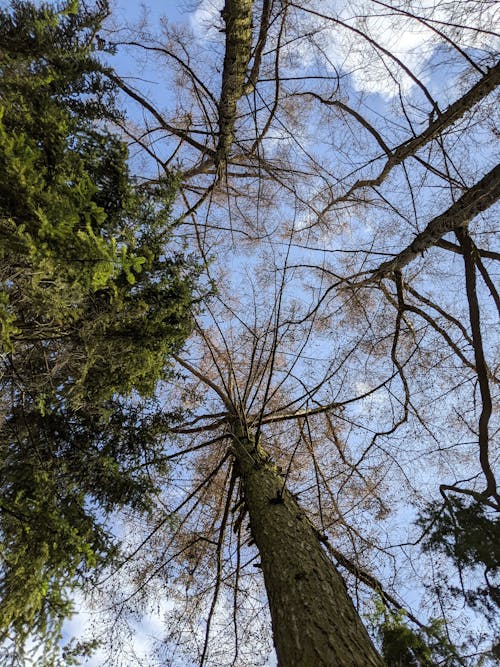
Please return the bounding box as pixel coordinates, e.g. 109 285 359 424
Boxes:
369 600 465 667
418 495 499 573
0 401 182 657
0 0 200 658
417 495 500 616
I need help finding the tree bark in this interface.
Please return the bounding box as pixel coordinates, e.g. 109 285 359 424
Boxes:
231 428 385 666
216 0 253 168
368 162 500 282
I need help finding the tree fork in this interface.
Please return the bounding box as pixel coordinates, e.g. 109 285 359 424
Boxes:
367 162 500 282
230 426 385 666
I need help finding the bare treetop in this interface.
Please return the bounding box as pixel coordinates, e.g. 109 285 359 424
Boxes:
55 1 500 663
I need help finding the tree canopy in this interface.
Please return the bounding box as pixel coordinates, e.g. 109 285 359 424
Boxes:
1 0 499 665
0 0 199 659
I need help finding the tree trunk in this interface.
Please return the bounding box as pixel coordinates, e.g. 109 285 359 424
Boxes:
216 0 253 167
231 428 385 666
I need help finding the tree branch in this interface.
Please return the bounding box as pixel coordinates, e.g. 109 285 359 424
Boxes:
366 163 500 281
455 228 497 500
320 61 500 211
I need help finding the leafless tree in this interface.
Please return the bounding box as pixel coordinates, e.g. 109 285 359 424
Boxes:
83 1 500 664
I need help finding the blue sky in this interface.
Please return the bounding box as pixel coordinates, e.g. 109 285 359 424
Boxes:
21 0 499 664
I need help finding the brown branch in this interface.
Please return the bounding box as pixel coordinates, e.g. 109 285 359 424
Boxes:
371 0 485 74
455 228 497 500
163 434 229 459
249 6 285 156
169 417 228 435
321 61 500 211
440 484 500 511
113 41 218 108
200 467 237 665
258 370 399 425
109 74 213 157
435 238 500 317
173 354 233 409
436 238 500 262
324 542 425 630
96 452 231 585
476 255 500 317
291 2 439 111
403 303 476 372
404 282 472 344
367 163 500 281
297 92 391 156
244 0 272 94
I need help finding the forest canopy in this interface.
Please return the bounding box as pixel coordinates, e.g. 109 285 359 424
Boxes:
0 0 199 659
0 0 499 665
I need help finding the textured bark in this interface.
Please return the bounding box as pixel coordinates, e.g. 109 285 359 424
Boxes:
243 0 271 95
389 61 500 161
368 162 500 281
455 227 496 500
216 0 253 167
231 430 385 666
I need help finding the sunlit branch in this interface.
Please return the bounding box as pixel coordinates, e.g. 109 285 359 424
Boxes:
173 353 233 410
318 62 500 212
365 163 500 281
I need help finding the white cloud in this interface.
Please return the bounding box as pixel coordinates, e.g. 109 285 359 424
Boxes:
287 0 499 97
187 0 440 96
185 0 499 97
189 0 225 40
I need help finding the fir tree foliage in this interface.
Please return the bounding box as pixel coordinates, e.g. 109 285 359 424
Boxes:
369 600 465 667
0 0 199 656
417 494 500 617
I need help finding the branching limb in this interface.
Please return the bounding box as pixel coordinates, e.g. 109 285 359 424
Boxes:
455 227 497 501
317 62 500 212
324 542 425 629
244 0 272 94
109 73 214 157
365 163 500 282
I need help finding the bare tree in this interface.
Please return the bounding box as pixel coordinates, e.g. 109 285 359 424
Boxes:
67 0 500 664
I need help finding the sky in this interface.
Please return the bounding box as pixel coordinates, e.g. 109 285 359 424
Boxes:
12 0 498 664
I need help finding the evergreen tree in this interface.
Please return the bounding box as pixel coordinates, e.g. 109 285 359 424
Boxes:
0 0 199 657
418 494 500 619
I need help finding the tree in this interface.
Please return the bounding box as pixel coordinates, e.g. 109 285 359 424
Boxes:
3 0 499 664
0 1 199 660
89 1 498 663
